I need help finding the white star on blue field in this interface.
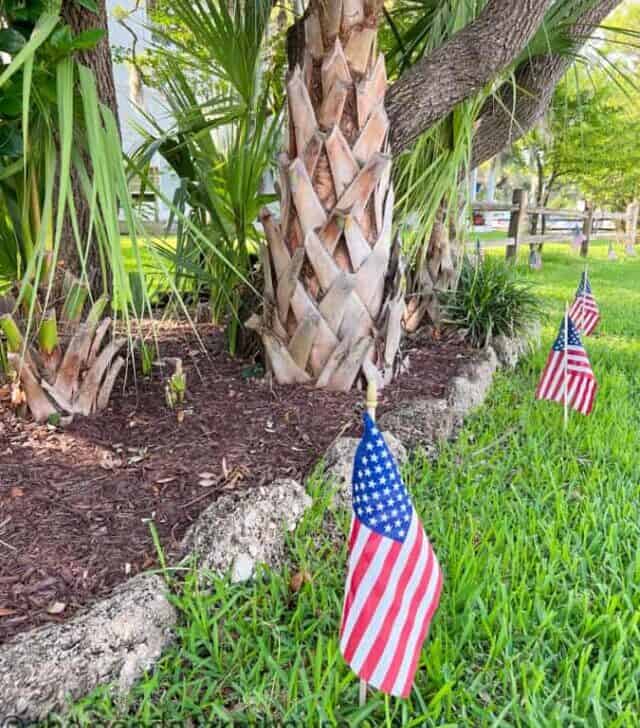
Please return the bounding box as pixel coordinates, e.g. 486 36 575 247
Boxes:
352 414 414 543
552 317 583 351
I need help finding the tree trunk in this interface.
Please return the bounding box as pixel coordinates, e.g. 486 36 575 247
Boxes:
530 152 544 235
404 200 459 334
249 0 404 391
470 0 621 169
387 0 553 154
59 0 120 293
541 172 558 235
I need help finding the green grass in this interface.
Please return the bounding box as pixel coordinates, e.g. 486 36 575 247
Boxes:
119 235 177 298
61 243 640 726
474 230 508 241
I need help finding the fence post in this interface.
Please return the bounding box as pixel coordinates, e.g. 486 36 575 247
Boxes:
506 188 527 261
625 200 639 255
580 202 593 258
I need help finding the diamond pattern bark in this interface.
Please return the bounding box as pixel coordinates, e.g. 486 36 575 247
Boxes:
249 0 404 391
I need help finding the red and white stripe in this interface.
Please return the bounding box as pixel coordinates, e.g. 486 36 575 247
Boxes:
536 346 597 415
569 295 600 336
339 513 442 698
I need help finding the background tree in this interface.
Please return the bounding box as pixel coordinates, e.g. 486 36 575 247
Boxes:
549 80 640 212
517 87 584 236
516 64 640 217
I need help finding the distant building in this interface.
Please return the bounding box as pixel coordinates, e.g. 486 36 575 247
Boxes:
107 0 178 225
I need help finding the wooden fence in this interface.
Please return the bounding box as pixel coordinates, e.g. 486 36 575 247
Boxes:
470 189 639 263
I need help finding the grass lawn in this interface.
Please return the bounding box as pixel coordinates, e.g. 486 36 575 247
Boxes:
474 230 509 242
62 243 640 725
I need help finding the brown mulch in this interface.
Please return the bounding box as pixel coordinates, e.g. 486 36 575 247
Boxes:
0 324 473 644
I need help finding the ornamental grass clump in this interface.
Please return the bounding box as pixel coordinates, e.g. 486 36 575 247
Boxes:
441 256 542 348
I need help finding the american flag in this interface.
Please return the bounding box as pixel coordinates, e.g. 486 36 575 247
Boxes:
339 414 442 698
569 272 600 336
536 315 597 416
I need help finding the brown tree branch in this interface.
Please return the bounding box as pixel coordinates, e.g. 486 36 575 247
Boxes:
287 0 621 168
469 0 622 169
387 0 554 154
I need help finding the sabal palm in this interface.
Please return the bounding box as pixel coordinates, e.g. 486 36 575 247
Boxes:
131 0 280 353
248 0 405 390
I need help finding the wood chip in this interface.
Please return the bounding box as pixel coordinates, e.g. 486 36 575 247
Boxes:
47 601 66 615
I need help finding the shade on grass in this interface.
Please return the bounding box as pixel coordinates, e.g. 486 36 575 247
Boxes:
66 242 640 727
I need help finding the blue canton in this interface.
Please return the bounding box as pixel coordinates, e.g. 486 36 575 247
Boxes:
576 272 592 296
552 316 583 352
351 413 414 543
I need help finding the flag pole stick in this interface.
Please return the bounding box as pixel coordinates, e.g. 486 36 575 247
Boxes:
582 264 588 331
366 378 378 421
358 379 378 708
564 302 569 431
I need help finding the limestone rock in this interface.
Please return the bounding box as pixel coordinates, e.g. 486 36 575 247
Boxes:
181 478 312 583
0 573 176 724
378 348 500 452
323 432 408 508
492 321 542 369
448 347 498 425
231 552 255 583
377 397 453 453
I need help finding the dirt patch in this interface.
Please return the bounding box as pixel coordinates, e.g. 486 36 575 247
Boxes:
0 324 472 644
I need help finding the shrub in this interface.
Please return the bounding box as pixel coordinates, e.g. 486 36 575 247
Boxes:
440 256 543 347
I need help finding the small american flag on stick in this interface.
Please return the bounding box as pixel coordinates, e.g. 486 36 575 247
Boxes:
536 315 597 416
340 413 442 699
569 271 600 336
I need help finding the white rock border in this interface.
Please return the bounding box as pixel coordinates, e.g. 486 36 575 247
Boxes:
0 329 539 723
323 325 541 504
179 478 313 583
0 574 177 723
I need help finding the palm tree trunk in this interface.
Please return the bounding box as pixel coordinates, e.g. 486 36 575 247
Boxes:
59 0 120 294
249 0 404 391
404 199 459 334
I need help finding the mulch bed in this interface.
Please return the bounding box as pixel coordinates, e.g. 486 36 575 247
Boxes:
0 324 473 644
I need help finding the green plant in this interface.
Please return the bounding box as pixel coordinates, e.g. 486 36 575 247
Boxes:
131 0 281 355
0 1 166 343
64 242 640 726
0 0 226 422
165 358 186 409
440 256 543 347
139 339 153 377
